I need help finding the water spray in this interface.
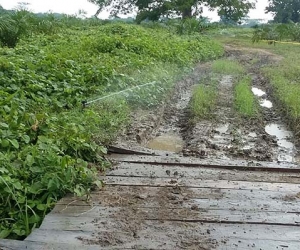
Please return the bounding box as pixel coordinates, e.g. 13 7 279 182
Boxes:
82 81 157 107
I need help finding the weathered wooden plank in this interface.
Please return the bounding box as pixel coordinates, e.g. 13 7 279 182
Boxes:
47 204 300 226
218 239 300 250
110 154 300 171
25 229 176 249
108 145 158 156
56 186 300 213
105 176 300 192
107 162 300 184
26 223 300 249
40 208 300 231
0 239 125 250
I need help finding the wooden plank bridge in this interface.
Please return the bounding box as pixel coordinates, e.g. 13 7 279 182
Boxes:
1 151 300 249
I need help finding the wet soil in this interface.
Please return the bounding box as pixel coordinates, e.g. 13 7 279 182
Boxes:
116 46 299 165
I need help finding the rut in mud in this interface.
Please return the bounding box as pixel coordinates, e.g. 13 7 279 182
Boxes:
117 46 299 165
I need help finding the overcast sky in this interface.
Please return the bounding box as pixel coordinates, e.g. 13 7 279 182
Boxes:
0 0 273 21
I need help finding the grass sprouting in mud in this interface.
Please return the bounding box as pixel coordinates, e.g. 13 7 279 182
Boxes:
190 84 217 120
263 46 300 133
234 77 258 117
212 59 245 75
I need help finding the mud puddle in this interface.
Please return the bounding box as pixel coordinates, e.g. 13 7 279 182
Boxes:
265 123 296 162
251 83 296 162
147 134 184 153
252 86 273 108
260 99 273 108
252 87 266 97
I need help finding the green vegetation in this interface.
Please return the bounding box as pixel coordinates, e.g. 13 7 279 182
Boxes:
190 83 217 120
266 0 300 23
234 76 257 117
212 59 245 75
263 46 300 132
252 24 300 43
0 10 223 239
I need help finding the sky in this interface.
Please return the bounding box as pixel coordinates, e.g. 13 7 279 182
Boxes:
0 0 273 21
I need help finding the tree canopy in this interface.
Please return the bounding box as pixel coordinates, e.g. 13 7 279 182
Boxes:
266 0 300 23
88 0 256 22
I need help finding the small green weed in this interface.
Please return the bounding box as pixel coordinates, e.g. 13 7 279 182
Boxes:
234 77 257 117
212 59 245 75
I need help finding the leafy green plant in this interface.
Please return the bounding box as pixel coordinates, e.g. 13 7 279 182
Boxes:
0 17 224 239
0 10 33 47
175 18 210 35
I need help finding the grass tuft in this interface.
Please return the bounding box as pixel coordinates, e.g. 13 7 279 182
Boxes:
190 83 217 120
212 59 245 75
234 77 258 117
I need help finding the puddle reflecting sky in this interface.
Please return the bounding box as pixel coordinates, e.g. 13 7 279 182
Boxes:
252 87 266 97
265 123 296 163
260 99 273 108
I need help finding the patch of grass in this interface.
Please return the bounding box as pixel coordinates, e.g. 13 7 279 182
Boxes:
264 57 300 129
190 83 217 120
213 26 300 136
234 76 258 117
212 59 245 75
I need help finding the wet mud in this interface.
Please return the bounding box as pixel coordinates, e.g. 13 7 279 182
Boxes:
115 46 299 166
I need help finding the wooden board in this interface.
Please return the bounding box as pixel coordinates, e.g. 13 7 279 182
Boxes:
25 222 300 250
40 209 300 230
105 176 300 192
55 186 300 213
111 154 300 172
107 162 300 184
0 239 112 250
5 154 299 249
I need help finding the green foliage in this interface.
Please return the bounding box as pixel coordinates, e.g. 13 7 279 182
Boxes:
174 18 210 35
266 0 300 23
87 0 112 17
211 0 256 23
264 46 300 131
234 76 257 117
212 59 245 74
190 83 217 120
0 18 223 239
0 10 32 48
89 0 255 23
252 24 300 43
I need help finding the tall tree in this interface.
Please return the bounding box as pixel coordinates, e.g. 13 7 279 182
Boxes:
210 0 255 23
88 0 113 17
266 0 300 23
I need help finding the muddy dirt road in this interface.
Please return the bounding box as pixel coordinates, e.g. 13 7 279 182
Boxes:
117 46 299 165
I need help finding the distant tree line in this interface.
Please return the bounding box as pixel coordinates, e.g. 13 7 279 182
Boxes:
88 0 300 24
88 0 256 23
